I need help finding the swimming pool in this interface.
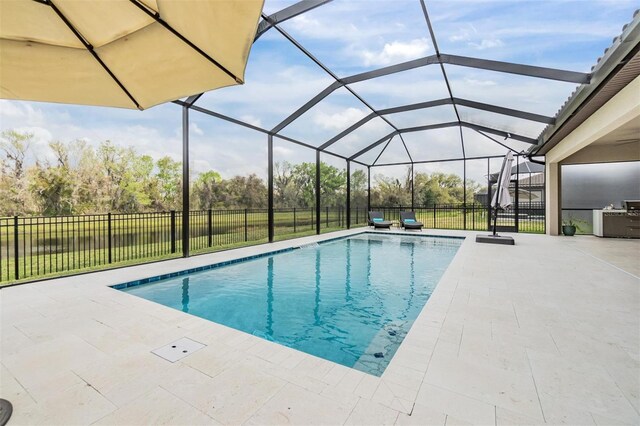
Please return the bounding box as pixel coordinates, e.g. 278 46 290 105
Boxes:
117 233 462 375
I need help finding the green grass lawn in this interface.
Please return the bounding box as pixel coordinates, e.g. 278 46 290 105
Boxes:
0 208 542 286
0 221 359 286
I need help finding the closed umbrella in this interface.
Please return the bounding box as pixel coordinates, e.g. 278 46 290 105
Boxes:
477 151 515 245
0 0 264 110
491 151 515 213
491 150 514 236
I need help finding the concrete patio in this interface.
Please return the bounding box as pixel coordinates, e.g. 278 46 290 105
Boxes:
1 229 638 425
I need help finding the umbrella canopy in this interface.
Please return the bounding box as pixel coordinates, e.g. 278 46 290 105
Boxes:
0 0 264 110
491 151 515 210
489 160 544 181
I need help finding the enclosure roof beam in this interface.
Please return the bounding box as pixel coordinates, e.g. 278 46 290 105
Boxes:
400 121 536 145
418 0 465 160
271 81 342 133
459 122 537 144
372 136 394 166
317 113 378 151
349 130 398 161
271 45 578 140
372 154 508 167
472 128 521 155
273 55 441 136
399 121 460 134
452 98 555 124
378 98 452 115
399 133 414 163
341 55 440 85
269 22 404 140
439 54 591 84
177 100 366 166
255 0 332 41
317 97 551 152
350 120 535 161
349 123 460 161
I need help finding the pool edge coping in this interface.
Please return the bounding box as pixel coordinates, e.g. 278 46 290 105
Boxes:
111 230 465 290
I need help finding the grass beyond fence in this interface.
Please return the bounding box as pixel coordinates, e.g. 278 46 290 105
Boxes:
0 204 543 285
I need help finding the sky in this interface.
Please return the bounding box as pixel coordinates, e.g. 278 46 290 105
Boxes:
0 0 637 184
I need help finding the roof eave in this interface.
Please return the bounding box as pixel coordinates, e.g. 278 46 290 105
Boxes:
531 10 640 157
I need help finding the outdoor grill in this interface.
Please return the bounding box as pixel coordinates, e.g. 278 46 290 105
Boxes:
594 200 640 238
623 200 640 216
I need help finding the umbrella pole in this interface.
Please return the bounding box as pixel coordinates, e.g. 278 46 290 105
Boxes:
492 155 508 237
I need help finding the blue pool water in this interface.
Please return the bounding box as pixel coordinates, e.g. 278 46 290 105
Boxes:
119 233 462 375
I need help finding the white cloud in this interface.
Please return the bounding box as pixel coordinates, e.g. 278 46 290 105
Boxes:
0 100 48 126
447 26 503 50
468 38 504 50
273 145 293 158
463 78 497 87
190 122 204 136
192 159 212 174
448 27 474 42
239 115 262 128
361 38 430 66
313 107 368 131
0 100 26 118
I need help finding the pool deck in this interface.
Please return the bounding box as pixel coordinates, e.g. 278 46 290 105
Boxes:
1 229 638 425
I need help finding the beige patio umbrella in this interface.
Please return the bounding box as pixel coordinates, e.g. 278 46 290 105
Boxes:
0 0 264 110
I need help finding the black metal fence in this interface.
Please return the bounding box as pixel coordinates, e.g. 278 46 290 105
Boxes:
0 208 353 283
0 204 543 284
371 203 545 234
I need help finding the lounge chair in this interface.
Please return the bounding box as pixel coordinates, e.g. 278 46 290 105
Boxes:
400 211 423 230
368 211 393 229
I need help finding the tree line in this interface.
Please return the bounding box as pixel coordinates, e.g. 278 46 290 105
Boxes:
0 131 483 217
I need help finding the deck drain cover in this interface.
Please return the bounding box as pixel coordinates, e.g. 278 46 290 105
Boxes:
152 338 206 362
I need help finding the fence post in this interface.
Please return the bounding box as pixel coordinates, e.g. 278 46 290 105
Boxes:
463 204 467 230
244 209 248 242
433 205 436 228
13 216 19 280
207 209 212 247
170 210 176 254
107 213 112 264
326 206 329 228
472 204 475 230
293 208 297 233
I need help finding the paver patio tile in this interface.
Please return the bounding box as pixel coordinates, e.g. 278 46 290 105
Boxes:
415 383 495 425
93 386 216 425
345 398 400 425
245 383 355 425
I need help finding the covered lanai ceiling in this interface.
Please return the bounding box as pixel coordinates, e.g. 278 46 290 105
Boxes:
174 0 635 168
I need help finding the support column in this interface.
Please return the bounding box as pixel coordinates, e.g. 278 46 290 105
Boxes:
182 106 190 258
514 156 520 232
486 158 491 230
316 150 321 234
546 161 561 235
346 160 351 229
268 134 274 242
367 166 371 213
411 163 415 210
463 159 467 229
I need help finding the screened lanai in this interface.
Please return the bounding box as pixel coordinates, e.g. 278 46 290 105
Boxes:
170 0 601 256
1 0 634 283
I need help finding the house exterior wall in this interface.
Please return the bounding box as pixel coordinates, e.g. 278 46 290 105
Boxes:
544 75 640 235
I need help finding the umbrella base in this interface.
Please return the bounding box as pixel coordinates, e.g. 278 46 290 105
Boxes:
475 235 515 245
